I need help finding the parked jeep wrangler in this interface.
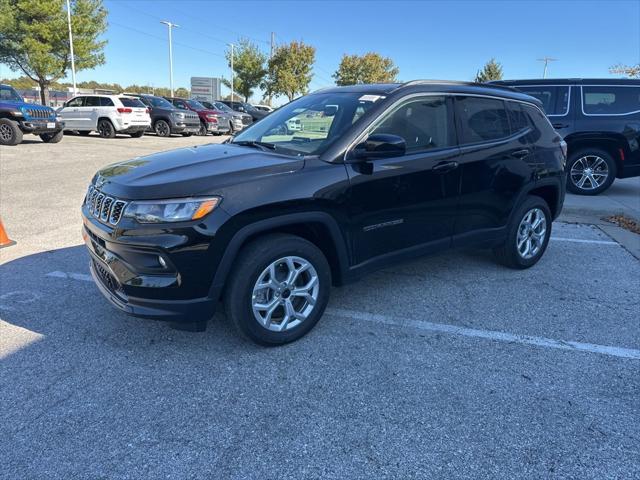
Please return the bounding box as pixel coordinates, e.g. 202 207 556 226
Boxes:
0 84 64 146
493 79 640 195
82 81 566 345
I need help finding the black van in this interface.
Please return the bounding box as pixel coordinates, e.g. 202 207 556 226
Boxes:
493 79 640 195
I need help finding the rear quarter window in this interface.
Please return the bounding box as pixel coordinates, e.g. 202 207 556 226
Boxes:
515 86 570 116
119 97 146 108
582 86 640 115
100 97 114 107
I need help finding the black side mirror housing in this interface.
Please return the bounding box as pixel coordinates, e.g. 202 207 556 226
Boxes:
350 133 406 161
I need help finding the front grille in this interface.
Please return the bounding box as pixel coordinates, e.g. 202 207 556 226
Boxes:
25 108 53 119
86 185 127 226
92 259 125 297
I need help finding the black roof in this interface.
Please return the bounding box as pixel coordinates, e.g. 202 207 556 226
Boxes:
492 78 640 86
313 80 543 107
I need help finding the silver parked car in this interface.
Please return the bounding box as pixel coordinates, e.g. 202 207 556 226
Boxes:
203 101 252 133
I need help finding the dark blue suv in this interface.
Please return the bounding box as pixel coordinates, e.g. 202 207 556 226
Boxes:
0 84 64 146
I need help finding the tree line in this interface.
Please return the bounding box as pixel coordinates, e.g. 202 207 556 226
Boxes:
1 0 637 106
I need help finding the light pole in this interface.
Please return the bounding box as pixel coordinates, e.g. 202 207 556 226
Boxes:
65 0 77 95
229 43 235 102
537 57 558 79
160 21 179 96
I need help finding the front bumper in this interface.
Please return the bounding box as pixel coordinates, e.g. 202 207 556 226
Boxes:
172 122 201 134
20 119 64 134
82 206 229 324
206 122 230 133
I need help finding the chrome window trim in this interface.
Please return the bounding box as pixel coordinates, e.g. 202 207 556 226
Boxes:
580 85 640 116
510 85 571 117
343 92 544 160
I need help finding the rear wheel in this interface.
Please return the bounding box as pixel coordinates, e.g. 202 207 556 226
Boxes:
97 119 116 139
154 119 171 137
40 130 64 143
0 118 23 146
224 234 331 346
493 195 552 269
566 148 616 195
129 130 144 138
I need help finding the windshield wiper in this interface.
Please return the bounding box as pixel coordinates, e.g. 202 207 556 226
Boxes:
232 140 277 151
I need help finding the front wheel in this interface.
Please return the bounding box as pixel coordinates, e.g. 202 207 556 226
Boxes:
493 195 552 269
0 118 23 146
224 234 331 346
40 130 64 143
154 119 171 137
566 149 616 195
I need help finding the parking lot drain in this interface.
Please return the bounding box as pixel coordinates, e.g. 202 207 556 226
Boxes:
327 308 640 360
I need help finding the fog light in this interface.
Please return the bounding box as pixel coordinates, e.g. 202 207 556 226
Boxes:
158 256 167 268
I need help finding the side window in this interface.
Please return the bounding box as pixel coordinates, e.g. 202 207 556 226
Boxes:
175 101 187 109
522 104 555 142
84 96 100 107
582 86 640 115
507 102 529 134
100 97 114 107
66 97 84 107
370 96 452 153
516 86 570 115
457 96 510 144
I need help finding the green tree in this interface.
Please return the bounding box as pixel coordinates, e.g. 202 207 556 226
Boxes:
609 64 640 78
222 39 267 102
264 40 315 102
474 58 503 83
0 0 107 104
333 52 399 86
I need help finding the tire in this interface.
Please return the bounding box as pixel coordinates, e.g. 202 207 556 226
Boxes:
97 119 116 139
0 118 23 146
40 130 64 143
493 195 552 269
224 233 331 346
229 121 235 134
129 130 144 138
197 122 208 136
181 132 193 137
154 119 171 137
566 148 616 195
78 130 91 136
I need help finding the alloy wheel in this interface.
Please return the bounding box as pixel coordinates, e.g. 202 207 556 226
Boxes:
251 256 319 332
570 155 609 191
0 124 13 141
98 121 112 138
516 208 547 260
156 121 170 137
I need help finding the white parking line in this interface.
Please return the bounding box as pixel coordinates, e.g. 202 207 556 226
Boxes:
327 308 640 360
46 271 93 282
550 237 618 246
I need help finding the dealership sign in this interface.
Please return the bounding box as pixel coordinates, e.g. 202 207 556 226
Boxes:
190 77 222 102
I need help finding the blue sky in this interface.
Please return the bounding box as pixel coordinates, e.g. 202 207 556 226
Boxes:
2 0 639 102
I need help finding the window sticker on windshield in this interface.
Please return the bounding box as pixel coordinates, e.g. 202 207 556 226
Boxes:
359 95 385 102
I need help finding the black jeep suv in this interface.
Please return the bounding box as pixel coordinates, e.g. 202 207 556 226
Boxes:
82 81 566 345
493 79 640 195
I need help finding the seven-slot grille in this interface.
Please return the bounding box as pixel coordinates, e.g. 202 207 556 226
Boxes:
25 108 53 119
86 185 127 225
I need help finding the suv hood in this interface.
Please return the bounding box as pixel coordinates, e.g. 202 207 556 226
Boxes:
94 143 304 200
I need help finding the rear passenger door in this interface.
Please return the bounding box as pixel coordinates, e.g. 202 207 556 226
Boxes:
453 96 534 244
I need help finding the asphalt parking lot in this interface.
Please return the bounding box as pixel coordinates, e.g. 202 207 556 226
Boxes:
1 135 639 479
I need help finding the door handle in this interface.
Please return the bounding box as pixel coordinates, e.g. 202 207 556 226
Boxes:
432 161 459 173
92 108 98 112
512 149 530 159
552 123 569 129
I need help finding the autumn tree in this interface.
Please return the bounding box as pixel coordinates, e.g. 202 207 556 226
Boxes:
0 0 108 105
333 52 399 85
264 41 315 102
475 58 503 83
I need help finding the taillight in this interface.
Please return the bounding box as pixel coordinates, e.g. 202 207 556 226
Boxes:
619 148 625 162
117 107 132 114
145 108 150 114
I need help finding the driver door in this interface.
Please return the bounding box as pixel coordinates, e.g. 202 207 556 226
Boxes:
346 95 461 266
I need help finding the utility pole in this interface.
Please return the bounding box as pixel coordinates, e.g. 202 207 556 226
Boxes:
537 57 557 79
160 21 179 96
268 32 275 106
65 0 77 95
229 43 234 102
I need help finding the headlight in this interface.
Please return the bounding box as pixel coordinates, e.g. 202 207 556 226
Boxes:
173 112 185 119
11 110 23 117
205 114 217 119
124 197 221 223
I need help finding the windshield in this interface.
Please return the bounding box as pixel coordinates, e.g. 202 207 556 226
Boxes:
0 85 23 102
186 99 206 110
242 102 258 113
231 92 383 156
215 101 233 112
146 96 174 109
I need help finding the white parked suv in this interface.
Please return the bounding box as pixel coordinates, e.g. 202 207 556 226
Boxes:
58 95 151 138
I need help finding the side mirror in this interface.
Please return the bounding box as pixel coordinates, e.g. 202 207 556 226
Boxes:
350 133 406 161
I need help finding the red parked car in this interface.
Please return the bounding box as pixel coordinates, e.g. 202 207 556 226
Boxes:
164 97 230 136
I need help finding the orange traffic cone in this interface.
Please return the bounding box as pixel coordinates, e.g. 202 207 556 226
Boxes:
0 217 16 248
